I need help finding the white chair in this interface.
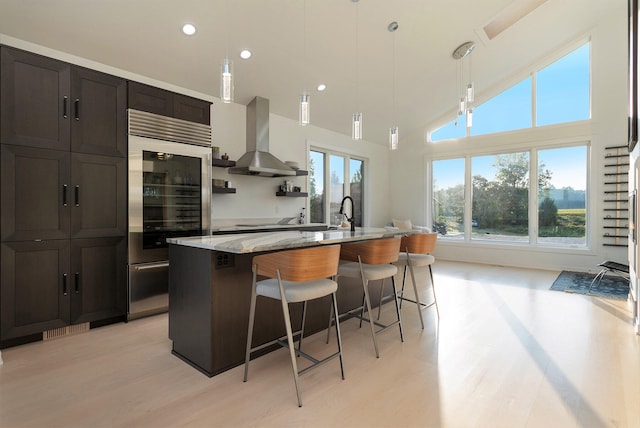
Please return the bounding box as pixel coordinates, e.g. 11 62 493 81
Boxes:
331 237 403 358
393 232 439 329
243 244 344 407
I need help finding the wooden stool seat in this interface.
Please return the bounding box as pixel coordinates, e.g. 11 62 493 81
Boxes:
243 244 345 407
393 233 439 329
331 237 403 358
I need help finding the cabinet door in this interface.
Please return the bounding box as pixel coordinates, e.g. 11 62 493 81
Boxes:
173 93 211 125
128 81 173 117
71 67 127 157
70 237 126 324
0 46 70 150
1 240 71 341
70 153 126 239
1 145 71 241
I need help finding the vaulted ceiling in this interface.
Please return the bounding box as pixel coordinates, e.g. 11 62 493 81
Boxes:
0 0 624 145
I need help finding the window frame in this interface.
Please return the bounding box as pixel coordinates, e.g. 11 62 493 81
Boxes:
309 146 367 226
429 141 590 249
429 39 592 142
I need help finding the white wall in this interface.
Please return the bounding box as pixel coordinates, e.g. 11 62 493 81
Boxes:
389 7 628 273
210 102 391 225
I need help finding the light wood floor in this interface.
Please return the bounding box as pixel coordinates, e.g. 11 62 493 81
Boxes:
1 261 639 428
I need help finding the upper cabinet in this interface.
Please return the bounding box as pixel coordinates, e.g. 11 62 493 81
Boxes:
0 46 127 157
128 81 211 125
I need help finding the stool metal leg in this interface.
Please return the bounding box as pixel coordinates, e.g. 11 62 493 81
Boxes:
243 268 259 382
298 301 308 353
331 292 346 380
390 275 404 342
406 255 425 329
277 272 303 407
359 258 380 358
429 265 440 318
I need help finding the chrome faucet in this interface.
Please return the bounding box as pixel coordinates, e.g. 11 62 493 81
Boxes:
339 196 356 232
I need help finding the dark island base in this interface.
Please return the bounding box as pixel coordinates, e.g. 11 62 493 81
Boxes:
168 244 394 377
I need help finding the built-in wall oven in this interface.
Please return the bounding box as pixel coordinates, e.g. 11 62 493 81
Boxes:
128 109 211 320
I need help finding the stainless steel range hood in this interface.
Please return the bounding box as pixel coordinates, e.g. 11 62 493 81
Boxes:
228 96 296 177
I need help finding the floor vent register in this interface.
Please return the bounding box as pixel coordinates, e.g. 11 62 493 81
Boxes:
43 323 90 341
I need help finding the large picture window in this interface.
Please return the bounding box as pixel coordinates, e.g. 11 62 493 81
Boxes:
309 149 364 226
432 144 588 247
431 42 590 142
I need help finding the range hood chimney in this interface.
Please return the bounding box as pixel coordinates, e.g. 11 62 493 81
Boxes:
228 96 296 177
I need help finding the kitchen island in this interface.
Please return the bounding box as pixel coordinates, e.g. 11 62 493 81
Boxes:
167 227 411 376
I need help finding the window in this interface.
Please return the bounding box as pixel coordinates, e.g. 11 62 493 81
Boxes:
470 78 532 136
309 149 364 226
430 42 590 141
432 158 465 239
432 144 588 247
536 44 590 126
537 146 587 245
472 152 530 243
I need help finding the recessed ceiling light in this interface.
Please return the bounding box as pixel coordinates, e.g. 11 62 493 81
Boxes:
240 49 252 59
182 23 197 36
317 83 327 92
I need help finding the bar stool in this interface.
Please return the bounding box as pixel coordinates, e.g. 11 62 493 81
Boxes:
243 244 344 407
393 232 439 329
332 237 403 358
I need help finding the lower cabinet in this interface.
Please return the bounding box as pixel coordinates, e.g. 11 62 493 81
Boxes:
0 237 126 344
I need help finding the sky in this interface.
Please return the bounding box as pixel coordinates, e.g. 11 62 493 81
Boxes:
431 44 590 146
431 43 590 191
434 145 587 191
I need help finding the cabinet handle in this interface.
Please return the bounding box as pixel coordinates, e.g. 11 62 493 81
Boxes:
63 273 68 296
74 272 80 294
63 184 68 207
75 185 80 207
74 99 80 121
63 96 68 119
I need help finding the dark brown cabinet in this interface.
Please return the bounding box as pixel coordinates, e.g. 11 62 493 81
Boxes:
1 240 71 340
0 237 126 341
128 81 211 125
1 145 71 241
0 46 127 157
70 237 127 325
70 153 126 239
0 146 126 241
0 47 128 346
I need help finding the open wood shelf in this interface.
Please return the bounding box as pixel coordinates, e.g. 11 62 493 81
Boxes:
212 187 236 194
212 159 236 168
276 191 308 197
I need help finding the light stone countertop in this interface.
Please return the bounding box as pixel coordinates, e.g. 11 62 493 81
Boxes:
167 227 412 254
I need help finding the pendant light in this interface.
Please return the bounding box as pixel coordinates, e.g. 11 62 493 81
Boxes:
388 21 399 151
352 0 362 140
452 41 475 128
220 1 234 103
220 58 234 103
299 0 310 126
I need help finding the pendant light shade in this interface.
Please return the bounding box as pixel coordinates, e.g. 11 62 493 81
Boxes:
388 20 399 151
453 41 475 129
352 0 361 141
220 58 234 103
389 125 399 150
352 113 363 140
299 93 310 126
